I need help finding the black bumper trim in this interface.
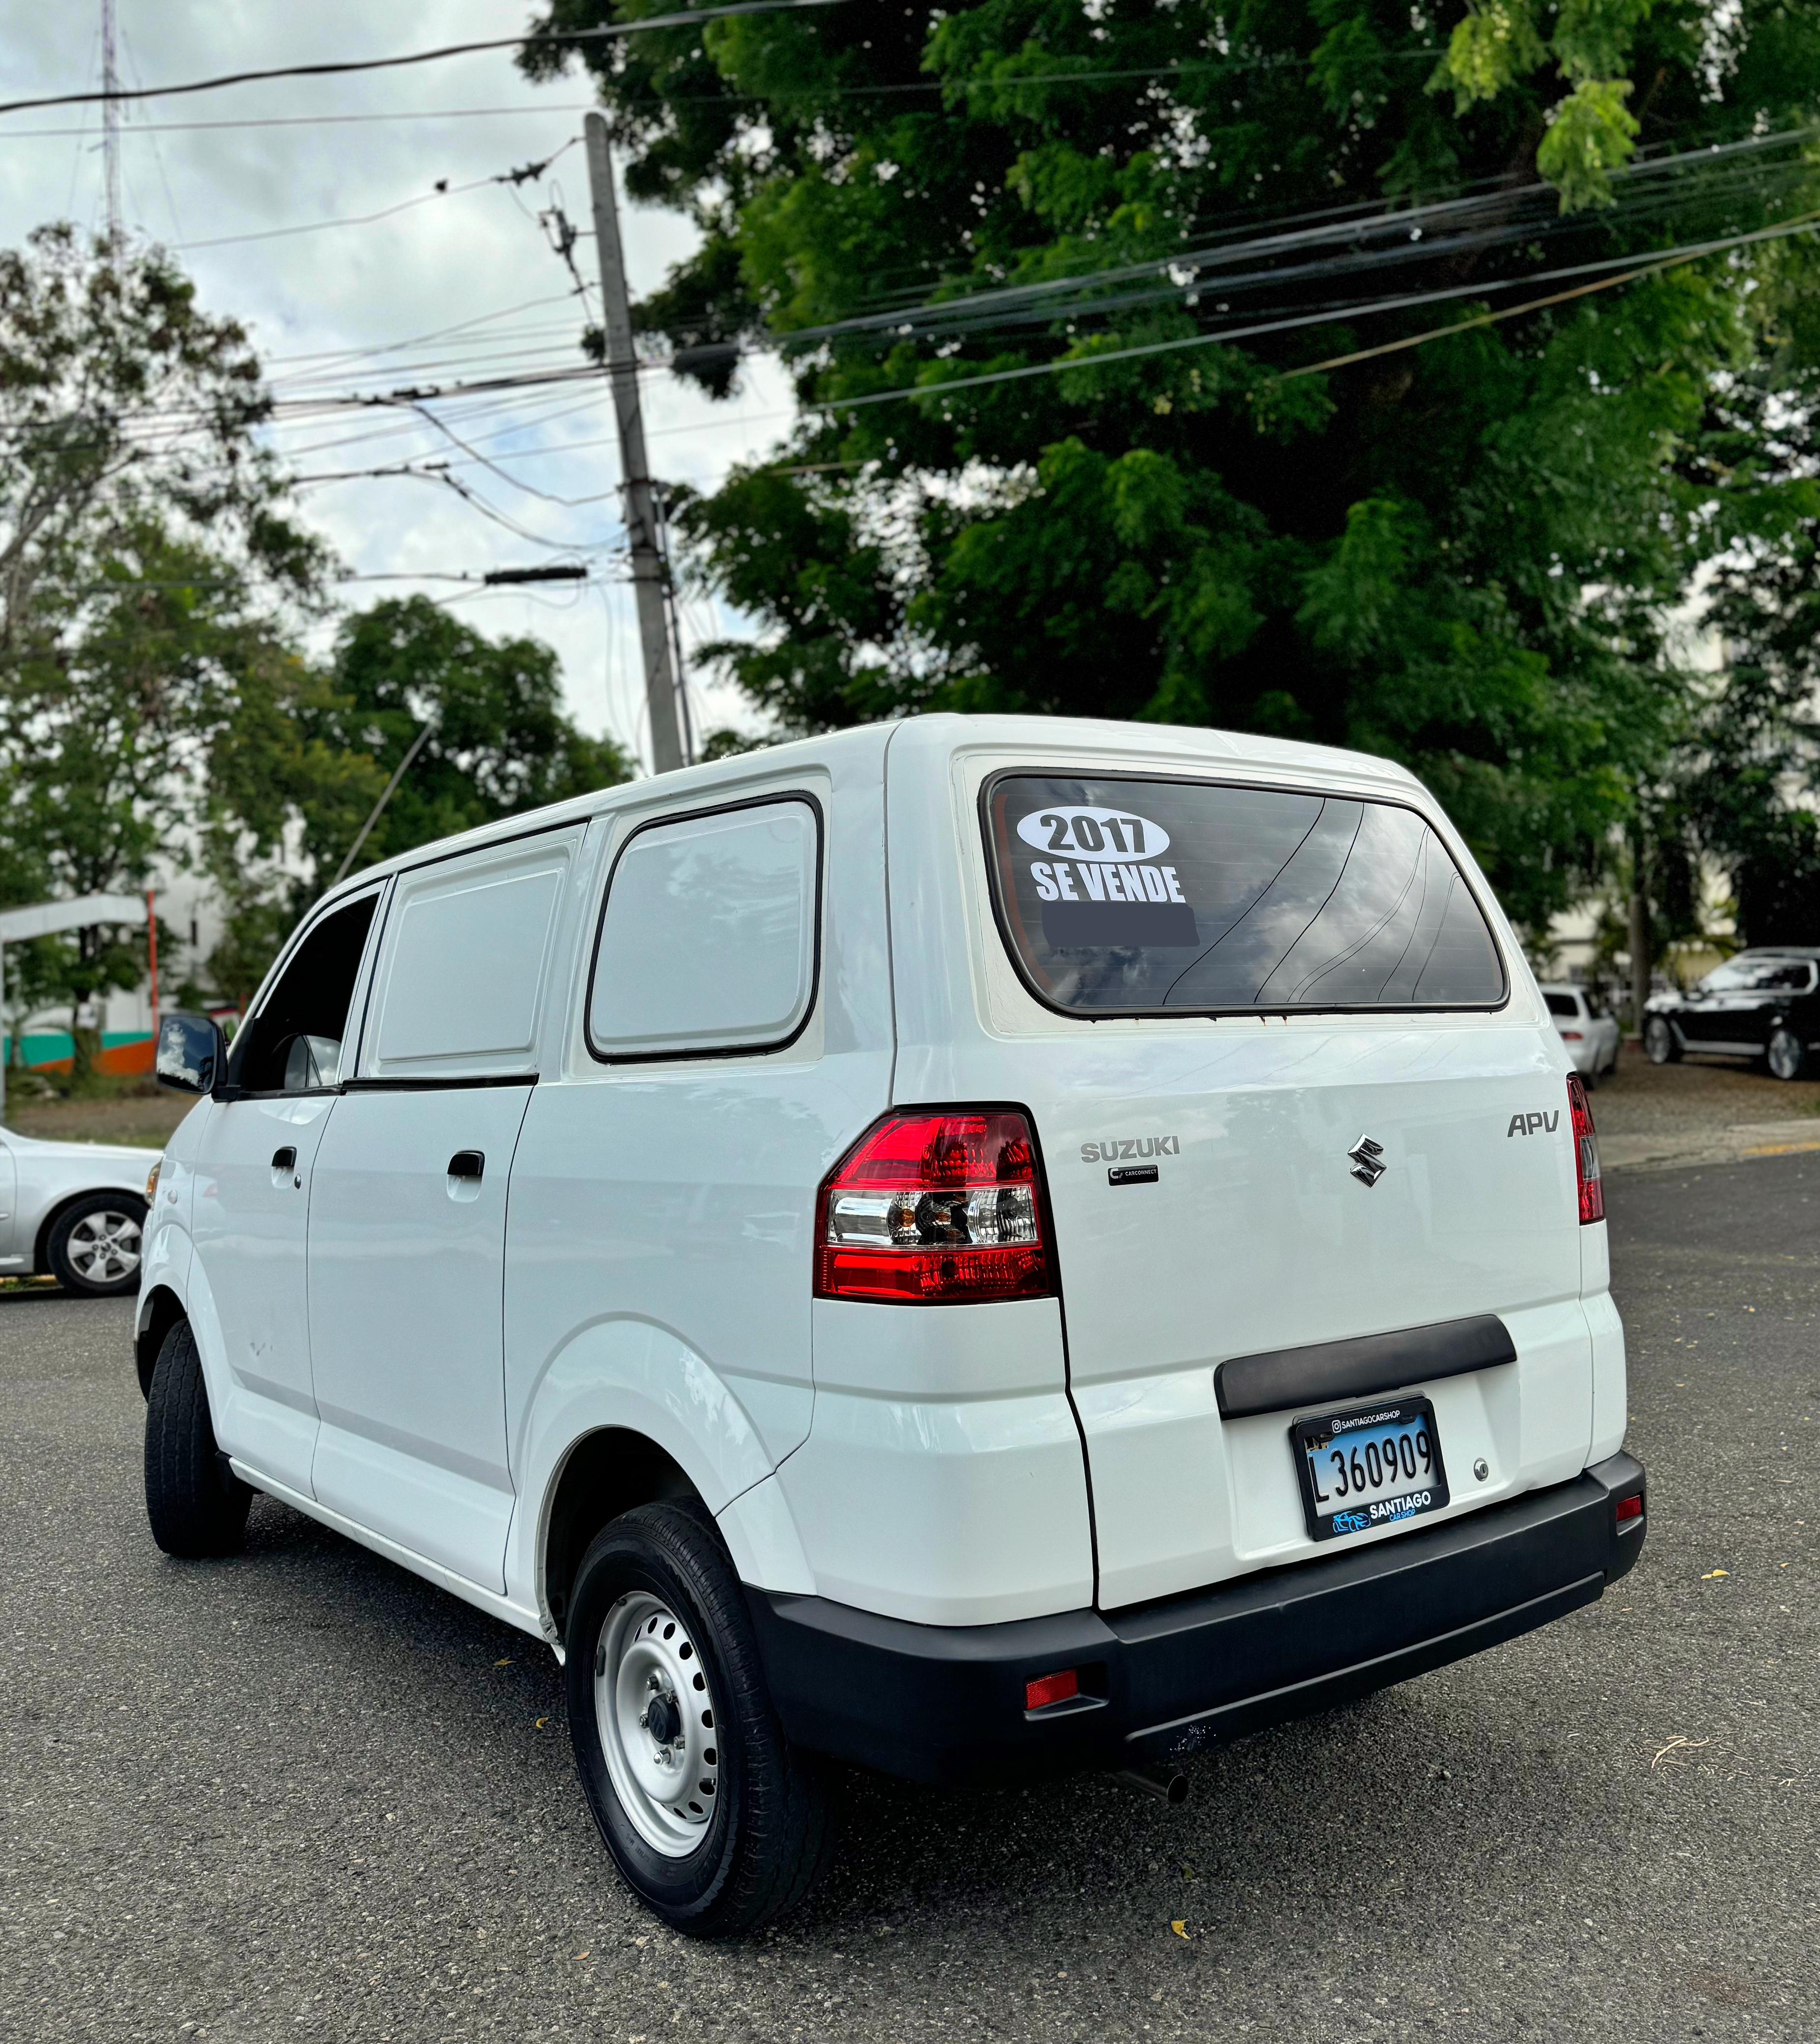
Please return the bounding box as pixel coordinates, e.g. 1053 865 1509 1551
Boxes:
1215 1312 1516 1419
744 1452 1644 1788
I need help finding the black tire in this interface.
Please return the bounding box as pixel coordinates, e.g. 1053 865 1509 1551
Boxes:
47 1191 147 1297
566 1502 836 1936
1643 1016 1680 1066
1768 1026 1807 1082
144 1320 251 1558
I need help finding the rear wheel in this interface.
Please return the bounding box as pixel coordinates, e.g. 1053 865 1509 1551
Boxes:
1768 1027 1807 1082
144 1320 251 1557
1643 1017 1680 1066
565 1502 835 1936
47 1193 145 1296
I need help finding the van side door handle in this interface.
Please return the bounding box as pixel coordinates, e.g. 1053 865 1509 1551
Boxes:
447 1150 485 1181
271 1146 297 1172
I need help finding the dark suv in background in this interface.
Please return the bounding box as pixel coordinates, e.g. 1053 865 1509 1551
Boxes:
1643 948 1820 1080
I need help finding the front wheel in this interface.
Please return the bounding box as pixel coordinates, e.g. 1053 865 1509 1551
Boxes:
566 1503 835 1936
47 1192 145 1296
1768 1026 1807 1082
144 1320 251 1557
1643 1016 1680 1066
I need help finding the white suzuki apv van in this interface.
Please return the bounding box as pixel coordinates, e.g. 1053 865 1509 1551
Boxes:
139 714 1644 1935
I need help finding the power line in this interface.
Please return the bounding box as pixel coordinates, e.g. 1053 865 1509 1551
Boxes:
0 0 852 120
813 205 1820 414
171 141 576 252
0 103 598 139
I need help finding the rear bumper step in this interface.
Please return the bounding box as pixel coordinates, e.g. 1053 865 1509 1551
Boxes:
744 1453 1645 1787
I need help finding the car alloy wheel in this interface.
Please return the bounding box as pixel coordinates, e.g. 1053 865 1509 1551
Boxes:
1768 1026 1807 1082
1643 1017 1679 1066
64 1207 142 1287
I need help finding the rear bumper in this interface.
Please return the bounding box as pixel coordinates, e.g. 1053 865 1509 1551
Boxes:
745 1452 1645 1787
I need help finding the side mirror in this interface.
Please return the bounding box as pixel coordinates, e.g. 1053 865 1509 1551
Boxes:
156 1011 227 1096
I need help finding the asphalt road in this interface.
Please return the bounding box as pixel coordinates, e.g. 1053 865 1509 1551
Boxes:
2 1160 1815 2044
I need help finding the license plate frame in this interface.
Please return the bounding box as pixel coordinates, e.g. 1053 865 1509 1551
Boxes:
1290 1395 1450 1543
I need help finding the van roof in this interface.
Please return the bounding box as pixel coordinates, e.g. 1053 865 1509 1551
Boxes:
315 712 1427 910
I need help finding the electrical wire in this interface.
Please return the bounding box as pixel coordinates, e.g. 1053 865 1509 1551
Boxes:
813 204 1820 413
0 105 600 138
0 1 853 119
171 140 577 253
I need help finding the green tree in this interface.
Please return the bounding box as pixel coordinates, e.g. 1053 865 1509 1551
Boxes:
302 595 635 880
0 226 329 1080
523 0 1820 935
193 596 636 1004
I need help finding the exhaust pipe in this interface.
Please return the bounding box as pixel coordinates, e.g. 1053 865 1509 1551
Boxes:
1111 1767 1190 1806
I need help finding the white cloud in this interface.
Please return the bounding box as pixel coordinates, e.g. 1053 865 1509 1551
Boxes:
0 0 796 765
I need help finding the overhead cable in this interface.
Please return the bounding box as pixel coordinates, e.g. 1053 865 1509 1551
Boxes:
172 139 576 252
811 205 1820 413
0 0 852 119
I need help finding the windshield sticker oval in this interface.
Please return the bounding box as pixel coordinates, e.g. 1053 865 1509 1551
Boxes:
1015 806 1171 864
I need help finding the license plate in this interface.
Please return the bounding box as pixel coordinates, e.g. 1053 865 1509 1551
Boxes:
1290 1397 1450 1543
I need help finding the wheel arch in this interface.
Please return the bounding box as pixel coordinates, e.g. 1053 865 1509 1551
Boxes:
540 1427 704 1640
135 1283 187 1399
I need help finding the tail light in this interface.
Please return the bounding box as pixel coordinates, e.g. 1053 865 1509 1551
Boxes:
815 1108 1053 1305
1560 1029 1584 1042
1567 1073 1603 1224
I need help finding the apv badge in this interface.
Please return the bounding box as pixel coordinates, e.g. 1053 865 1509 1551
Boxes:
1347 1135 1387 1188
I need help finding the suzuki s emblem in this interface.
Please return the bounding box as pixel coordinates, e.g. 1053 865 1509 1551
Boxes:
1347 1135 1387 1188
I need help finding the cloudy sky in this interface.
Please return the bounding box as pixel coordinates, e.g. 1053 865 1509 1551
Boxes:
0 0 800 766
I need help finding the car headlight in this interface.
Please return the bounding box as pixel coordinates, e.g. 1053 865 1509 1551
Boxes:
145 1159 162 1206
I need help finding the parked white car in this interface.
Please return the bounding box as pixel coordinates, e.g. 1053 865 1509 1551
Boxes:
1540 983 1621 1084
136 714 1646 1935
0 1124 159 1295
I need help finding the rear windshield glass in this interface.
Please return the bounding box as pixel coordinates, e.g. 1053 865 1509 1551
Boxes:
984 773 1506 1016
1545 993 1582 1018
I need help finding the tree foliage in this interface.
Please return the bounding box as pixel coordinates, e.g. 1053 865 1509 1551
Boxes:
524 0 1820 934
0 227 327 1075
0 229 632 1070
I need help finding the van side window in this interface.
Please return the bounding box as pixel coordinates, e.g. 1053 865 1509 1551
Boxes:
588 798 820 1059
230 893 378 1095
367 841 572 1076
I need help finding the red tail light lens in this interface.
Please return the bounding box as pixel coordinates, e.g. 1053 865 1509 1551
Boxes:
1615 1493 1644 1530
815 1109 1053 1305
1567 1073 1603 1224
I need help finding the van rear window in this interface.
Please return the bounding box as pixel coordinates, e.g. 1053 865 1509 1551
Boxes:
983 773 1507 1016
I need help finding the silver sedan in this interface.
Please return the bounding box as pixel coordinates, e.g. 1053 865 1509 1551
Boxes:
1540 983 1622 1085
0 1125 162 1297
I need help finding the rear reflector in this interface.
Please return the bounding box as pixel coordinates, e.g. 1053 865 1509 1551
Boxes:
1025 1669 1079 1711
1567 1073 1604 1224
816 1109 1053 1305
1615 1493 1644 1529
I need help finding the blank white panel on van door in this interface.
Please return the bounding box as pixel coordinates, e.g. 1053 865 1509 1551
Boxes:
309 828 579 1590
368 836 575 1077
588 800 818 1056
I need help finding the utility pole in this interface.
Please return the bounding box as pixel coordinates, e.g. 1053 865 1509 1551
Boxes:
584 111 688 775
100 0 122 242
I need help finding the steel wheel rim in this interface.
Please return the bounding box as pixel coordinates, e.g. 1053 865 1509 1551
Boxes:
1645 1021 1671 1062
594 1590 720 1858
66 1210 141 1285
1770 1032 1801 1079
